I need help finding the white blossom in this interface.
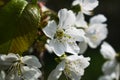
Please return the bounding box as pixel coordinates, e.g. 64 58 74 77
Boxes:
98 73 116 80
48 55 90 80
77 14 108 54
0 53 42 80
100 42 120 80
72 0 99 15
85 14 108 48
43 8 85 56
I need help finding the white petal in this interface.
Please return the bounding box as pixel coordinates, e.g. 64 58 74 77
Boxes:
86 24 108 48
22 66 42 80
78 41 88 54
56 60 65 71
0 55 13 69
75 12 88 28
66 42 80 54
99 73 116 80
58 8 67 27
48 61 65 80
100 42 116 60
99 75 114 80
102 60 117 75
90 14 107 24
81 0 98 11
1 53 18 61
0 53 19 68
48 69 62 80
22 55 42 68
42 20 57 39
0 70 5 80
72 0 99 15
49 39 66 56
6 71 21 80
82 9 92 15
65 27 85 42
58 9 76 29
77 55 90 68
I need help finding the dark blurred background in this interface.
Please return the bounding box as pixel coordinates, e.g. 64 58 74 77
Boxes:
41 0 120 80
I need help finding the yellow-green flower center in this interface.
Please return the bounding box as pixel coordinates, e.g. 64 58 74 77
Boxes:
55 28 64 39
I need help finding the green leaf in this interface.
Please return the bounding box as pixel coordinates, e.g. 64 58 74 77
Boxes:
32 0 37 4
0 0 41 54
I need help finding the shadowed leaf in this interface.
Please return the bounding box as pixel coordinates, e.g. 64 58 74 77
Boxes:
0 0 41 54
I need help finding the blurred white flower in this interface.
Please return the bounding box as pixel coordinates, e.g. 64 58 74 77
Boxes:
98 73 116 80
85 14 108 48
0 70 5 80
72 0 99 15
0 53 42 80
100 42 120 80
78 14 108 54
43 8 85 56
48 55 90 80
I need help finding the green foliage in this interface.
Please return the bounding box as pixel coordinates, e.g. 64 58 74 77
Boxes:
71 4 81 14
0 0 41 54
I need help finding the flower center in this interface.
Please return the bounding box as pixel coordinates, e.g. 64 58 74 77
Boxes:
55 28 64 39
7 58 23 77
64 59 81 77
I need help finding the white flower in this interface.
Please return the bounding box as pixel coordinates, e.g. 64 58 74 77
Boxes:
0 53 42 80
100 42 116 60
43 8 85 56
85 14 108 48
98 73 116 80
77 14 108 54
48 55 90 80
100 42 120 80
72 0 99 15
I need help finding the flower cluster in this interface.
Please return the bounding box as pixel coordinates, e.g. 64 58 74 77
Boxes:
99 42 120 80
43 0 108 57
42 0 108 80
48 55 90 80
1 0 119 80
0 53 42 80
